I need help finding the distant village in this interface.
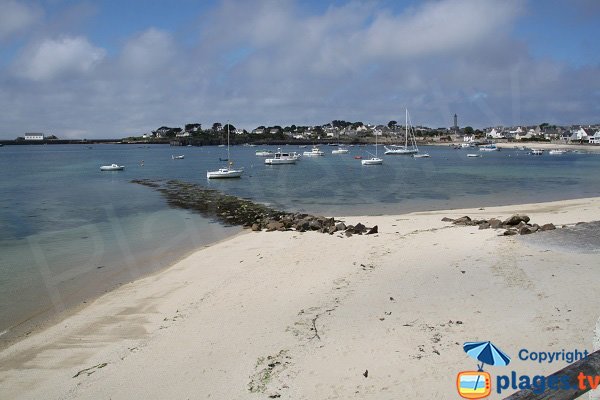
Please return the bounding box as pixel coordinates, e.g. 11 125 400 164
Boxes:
10 117 600 144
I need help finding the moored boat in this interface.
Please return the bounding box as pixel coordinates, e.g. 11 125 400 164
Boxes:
331 147 349 154
255 150 274 157
265 149 299 164
100 164 124 171
467 154 481 158
530 149 544 155
172 155 184 159
479 144 499 152
207 124 244 179
303 146 324 157
549 150 565 155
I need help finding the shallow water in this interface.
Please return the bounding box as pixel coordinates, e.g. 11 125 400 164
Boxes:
1 143 599 339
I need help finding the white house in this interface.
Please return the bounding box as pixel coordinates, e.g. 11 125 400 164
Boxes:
486 128 504 139
569 127 589 142
24 133 44 140
589 131 600 144
175 131 190 137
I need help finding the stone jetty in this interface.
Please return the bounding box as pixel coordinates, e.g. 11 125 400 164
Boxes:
132 179 377 236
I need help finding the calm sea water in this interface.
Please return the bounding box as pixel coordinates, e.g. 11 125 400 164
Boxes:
1 143 599 340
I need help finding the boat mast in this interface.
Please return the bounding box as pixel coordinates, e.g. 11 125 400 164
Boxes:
405 108 408 148
226 122 231 165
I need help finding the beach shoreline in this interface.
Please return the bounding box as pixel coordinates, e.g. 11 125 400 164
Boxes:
1 197 599 399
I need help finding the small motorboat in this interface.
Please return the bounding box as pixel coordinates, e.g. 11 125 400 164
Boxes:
265 149 299 165
255 150 273 157
332 147 349 154
549 150 565 155
467 154 481 158
479 144 499 152
303 146 324 157
530 149 544 155
413 153 430 158
219 157 229 162
172 155 185 159
361 157 383 165
354 155 363 159
100 164 124 171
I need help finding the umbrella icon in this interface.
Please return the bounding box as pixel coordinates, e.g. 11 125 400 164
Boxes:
463 341 511 371
463 341 511 395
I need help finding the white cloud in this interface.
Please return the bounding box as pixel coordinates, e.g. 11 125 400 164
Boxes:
0 0 42 40
119 28 176 75
15 36 106 81
0 0 599 138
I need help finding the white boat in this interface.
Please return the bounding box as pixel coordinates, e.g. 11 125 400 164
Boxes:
100 164 124 171
217 144 225 148
303 146 324 157
255 149 274 157
362 129 383 165
549 149 565 155
530 149 544 155
461 143 470 148
207 124 243 179
479 144 499 152
172 155 184 159
467 154 481 158
331 147 349 154
413 153 430 158
265 149 299 164
385 109 419 155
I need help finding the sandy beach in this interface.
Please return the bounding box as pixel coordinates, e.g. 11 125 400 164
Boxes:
493 142 600 153
1 198 599 399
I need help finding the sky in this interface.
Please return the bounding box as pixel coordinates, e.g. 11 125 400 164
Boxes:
0 0 599 139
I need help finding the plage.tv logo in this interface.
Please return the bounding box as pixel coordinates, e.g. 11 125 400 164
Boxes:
457 341 511 399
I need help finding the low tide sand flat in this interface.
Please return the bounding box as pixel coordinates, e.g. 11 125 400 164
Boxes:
1 198 599 399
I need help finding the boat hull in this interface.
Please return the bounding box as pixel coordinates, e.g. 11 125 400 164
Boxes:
100 165 124 171
265 158 296 165
206 169 243 178
361 158 383 165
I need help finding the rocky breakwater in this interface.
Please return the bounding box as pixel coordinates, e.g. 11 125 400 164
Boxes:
441 214 557 236
132 179 377 236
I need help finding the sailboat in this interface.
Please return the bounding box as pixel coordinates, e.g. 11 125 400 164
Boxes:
206 124 244 179
361 130 383 165
385 109 419 155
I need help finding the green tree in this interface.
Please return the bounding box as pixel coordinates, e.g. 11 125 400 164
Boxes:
211 122 222 131
387 120 397 129
464 126 474 135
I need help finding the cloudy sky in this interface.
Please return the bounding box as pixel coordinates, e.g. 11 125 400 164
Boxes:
0 0 599 138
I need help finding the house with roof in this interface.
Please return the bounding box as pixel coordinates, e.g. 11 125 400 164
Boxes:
486 128 505 139
569 127 589 142
588 130 600 144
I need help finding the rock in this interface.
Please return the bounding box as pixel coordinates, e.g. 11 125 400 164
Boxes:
363 370 368 378
441 217 454 222
366 225 378 235
251 223 261 231
335 222 346 231
266 221 284 232
295 220 310 232
489 218 503 229
452 216 472 225
503 214 530 226
354 223 366 233
345 225 354 232
530 224 540 233
540 223 556 231
478 222 490 230
309 220 322 230
518 226 535 235
503 229 518 236
345 231 353 237
328 226 337 235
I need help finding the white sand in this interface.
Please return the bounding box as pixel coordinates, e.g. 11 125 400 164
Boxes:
1 198 599 399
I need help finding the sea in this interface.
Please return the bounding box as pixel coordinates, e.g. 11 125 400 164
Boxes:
1 143 600 343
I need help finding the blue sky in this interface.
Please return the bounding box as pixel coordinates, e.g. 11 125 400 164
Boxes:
0 0 599 138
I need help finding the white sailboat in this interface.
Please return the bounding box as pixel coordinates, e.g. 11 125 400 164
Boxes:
207 124 244 179
362 130 383 165
385 109 419 155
